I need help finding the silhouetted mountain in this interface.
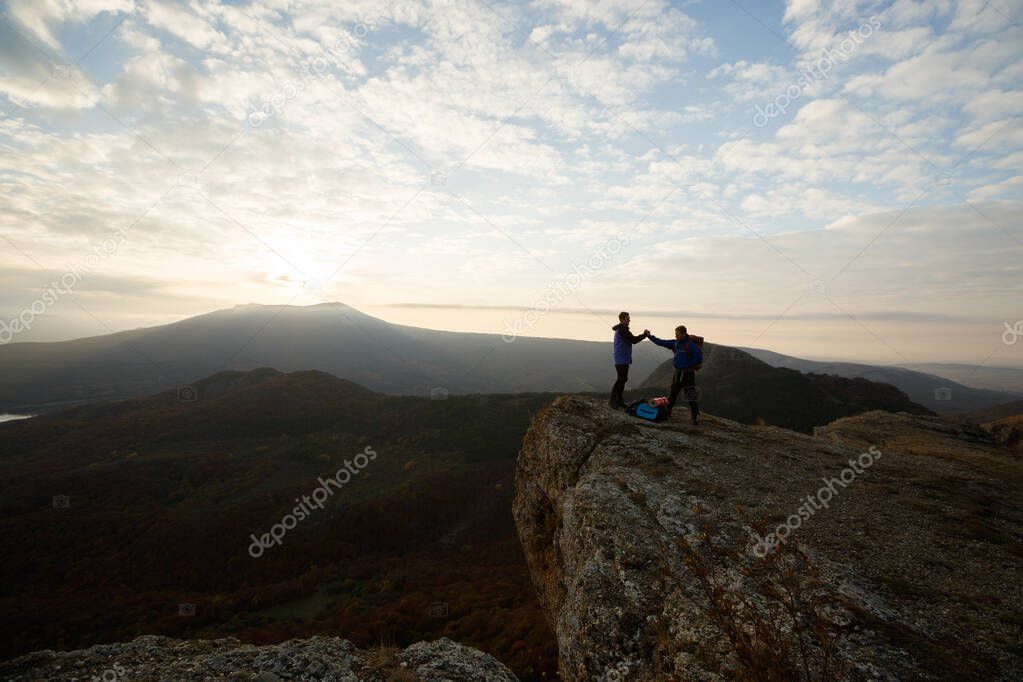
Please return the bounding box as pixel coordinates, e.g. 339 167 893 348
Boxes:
639 344 932 432
0 303 662 412
740 346 1022 414
0 369 559 679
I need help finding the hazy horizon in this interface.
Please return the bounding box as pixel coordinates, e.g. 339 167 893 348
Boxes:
1 0 1021 368
5 299 1023 370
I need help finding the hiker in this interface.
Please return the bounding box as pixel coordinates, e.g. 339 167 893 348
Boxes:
649 325 702 424
610 312 649 409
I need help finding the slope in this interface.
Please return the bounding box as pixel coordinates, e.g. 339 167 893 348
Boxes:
741 346 1022 413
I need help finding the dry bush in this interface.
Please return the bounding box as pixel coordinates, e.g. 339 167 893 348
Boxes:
672 510 846 681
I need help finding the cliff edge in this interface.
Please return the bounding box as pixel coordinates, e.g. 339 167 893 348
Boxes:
513 396 1022 681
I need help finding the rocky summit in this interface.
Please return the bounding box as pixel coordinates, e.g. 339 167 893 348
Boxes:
513 396 1023 681
0 635 518 681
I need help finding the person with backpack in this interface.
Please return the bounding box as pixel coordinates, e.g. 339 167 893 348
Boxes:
609 312 649 409
648 325 703 424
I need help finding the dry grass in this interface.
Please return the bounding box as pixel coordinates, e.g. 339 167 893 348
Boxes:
362 644 422 681
672 511 846 681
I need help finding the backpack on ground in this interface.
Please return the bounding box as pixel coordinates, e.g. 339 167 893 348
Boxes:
625 398 647 416
634 402 669 422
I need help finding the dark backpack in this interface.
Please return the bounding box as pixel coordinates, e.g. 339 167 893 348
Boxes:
683 334 704 371
625 398 646 416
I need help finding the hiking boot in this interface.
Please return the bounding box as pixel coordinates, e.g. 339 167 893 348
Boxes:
691 415 699 425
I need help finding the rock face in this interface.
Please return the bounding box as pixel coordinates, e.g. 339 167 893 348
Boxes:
0 635 518 681
513 396 1023 681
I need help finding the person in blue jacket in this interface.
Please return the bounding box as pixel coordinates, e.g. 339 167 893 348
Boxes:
609 311 649 408
649 324 702 424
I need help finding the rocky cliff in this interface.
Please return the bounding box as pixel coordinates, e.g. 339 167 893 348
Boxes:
0 635 517 681
513 396 1023 681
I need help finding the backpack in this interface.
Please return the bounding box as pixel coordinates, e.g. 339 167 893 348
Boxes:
634 402 669 422
625 398 647 416
683 334 704 371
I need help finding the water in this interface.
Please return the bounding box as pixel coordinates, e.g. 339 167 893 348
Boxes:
0 414 33 423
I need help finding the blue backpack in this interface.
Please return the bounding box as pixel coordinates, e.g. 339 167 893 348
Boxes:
628 399 668 422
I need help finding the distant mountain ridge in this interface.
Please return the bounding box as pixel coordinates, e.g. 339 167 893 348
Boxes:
901 363 1023 393
0 303 663 412
740 346 1022 414
640 344 933 432
2 303 1016 421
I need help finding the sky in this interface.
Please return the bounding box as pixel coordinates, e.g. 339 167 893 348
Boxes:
0 0 1021 366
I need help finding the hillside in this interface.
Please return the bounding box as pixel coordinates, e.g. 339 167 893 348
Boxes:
741 346 1022 414
514 397 1022 680
960 400 1023 455
639 344 933 432
0 303 662 412
902 363 1023 393
961 399 1023 423
0 369 559 679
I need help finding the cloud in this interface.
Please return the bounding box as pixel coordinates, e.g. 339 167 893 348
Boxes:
0 0 1019 366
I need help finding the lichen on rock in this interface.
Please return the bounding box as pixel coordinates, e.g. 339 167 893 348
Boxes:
514 396 1023 681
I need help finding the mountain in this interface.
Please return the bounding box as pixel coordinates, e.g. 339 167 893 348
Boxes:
0 303 663 413
901 363 1023 393
0 369 559 679
639 344 933 432
0 635 516 681
740 346 1023 414
514 397 1023 680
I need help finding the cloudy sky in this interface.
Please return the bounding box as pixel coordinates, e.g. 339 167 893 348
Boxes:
1 0 1021 365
